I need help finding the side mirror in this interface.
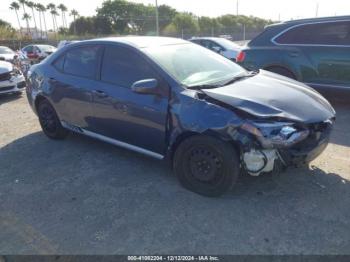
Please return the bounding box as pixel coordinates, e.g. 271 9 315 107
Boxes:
131 79 159 95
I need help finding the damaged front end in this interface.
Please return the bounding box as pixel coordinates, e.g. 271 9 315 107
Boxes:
236 118 334 176
170 87 335 178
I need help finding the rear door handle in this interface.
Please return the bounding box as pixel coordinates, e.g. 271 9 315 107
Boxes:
92 90 108 98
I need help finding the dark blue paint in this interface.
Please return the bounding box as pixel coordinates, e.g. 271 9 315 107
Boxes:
26 37 335 164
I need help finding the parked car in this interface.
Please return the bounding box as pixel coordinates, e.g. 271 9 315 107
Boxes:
14 50 31 77
57 40 80 49
237 16 350 93
0 60 26 95
22 44 57 63
190 37 241 61
26 37 335 197
0 46 17 63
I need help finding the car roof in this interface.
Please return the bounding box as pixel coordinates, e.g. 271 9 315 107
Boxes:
190 37 225 41
248 15 350 47
268 15 350 28
85 36 188 48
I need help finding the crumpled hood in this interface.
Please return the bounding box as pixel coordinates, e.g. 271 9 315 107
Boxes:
203 70 335 123
0 61 13 74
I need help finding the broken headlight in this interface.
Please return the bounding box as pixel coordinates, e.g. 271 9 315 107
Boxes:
10 68 22 77
241 121 309 149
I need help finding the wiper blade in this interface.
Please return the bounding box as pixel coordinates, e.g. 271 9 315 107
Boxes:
187 84 221 90
186 70 259 90
220 70 259 86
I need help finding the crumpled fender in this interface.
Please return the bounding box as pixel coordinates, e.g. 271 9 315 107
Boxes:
167 89 254 154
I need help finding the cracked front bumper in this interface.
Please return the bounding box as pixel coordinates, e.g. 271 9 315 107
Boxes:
243 119 334 175
0 75 26 94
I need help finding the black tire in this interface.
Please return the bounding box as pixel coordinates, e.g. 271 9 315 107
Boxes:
265 66 296 80
173 135 240 197
37 99 69 139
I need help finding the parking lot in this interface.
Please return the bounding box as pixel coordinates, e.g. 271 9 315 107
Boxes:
0 94 349 255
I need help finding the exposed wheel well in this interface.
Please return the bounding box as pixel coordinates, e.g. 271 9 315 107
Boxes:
264 66 297 80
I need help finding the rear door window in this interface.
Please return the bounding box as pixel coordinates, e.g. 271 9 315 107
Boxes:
101 45 157 88
63 45 102 79
275 21 350 45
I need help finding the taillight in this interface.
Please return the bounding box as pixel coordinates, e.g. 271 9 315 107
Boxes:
236 51 246 63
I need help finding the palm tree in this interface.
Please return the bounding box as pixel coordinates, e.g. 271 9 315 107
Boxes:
36 4 47 39
47 3 57 32
35 3 43 39
26 1 38 38
70 9 79 35
57 4 68 29
22 13 31 37
9 2 22 39
18 0 30 33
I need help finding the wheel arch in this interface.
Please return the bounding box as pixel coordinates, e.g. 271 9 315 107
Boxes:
34 94 49 113
168 130 242 166
263 64 299 80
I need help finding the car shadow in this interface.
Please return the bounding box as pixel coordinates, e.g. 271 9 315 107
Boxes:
0 92 23 105
1 130 350 254
0 130 348 198
329 100 350 147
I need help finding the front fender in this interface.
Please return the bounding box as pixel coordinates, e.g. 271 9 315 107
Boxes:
167 90 253 153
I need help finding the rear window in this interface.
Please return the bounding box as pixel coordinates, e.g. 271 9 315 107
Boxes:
63 45 102 79
274 21 350 45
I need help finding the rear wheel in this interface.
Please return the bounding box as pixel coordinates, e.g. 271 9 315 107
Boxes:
37 99 69 139
265 66 296 80
173 135 240 197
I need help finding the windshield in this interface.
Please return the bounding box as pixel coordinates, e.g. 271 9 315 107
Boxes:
0 47 14 54
213 38 240 50
37 45 56 52
144 43 245 87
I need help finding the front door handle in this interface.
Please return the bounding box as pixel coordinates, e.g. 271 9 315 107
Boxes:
92 90 108 98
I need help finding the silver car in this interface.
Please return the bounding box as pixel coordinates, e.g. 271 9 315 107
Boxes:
190 37 241 61
0 46 16 63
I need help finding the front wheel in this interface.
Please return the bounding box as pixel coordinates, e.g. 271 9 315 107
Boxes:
37 99 69 140
173 135 240 197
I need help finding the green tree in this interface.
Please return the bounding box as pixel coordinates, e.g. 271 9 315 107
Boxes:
22 13 31 37
47 3 58 33
198 16 222 36
172 13 199 36
36 3 48 39
57 4 68 28
93 16 113 35
69 16 113 35
0 19 16 40
158 4 177 32
70 9 79 35
26 1 38 36
9 2 22 38
18 0 30 33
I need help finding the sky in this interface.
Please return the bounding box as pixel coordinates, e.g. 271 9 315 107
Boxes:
1 0 349 30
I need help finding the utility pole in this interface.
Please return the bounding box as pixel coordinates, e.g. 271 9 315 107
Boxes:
236 0 239 16
155 0 159 36
315 2 319 17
